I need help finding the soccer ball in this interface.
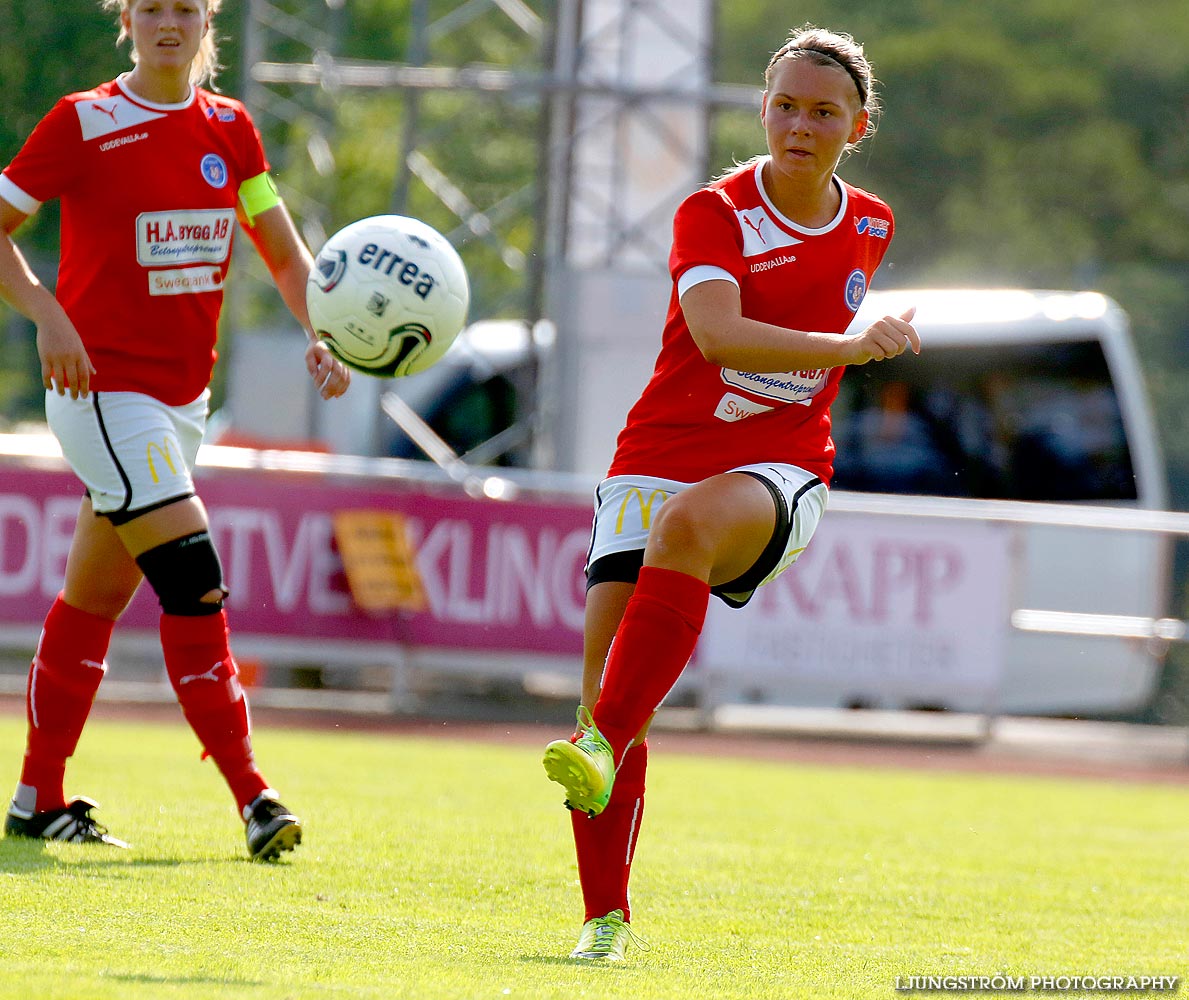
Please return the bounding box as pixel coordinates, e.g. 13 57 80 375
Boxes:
306 215 470 378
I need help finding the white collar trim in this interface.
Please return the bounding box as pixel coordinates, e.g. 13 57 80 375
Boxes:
116 72 195 111
753 158 847 235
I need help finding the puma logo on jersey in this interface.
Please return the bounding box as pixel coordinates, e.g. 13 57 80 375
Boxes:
734 207 802 258
75 95 167 141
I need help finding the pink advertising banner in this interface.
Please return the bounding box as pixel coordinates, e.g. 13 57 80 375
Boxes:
0 460 592 656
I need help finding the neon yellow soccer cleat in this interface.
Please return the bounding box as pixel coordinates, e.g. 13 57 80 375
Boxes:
569 909 646 961
542 707 615 817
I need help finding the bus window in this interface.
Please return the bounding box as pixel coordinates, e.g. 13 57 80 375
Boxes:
386 374 521 466
831 339 1138 502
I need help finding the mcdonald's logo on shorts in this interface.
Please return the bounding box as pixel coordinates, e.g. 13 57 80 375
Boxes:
615 487 669 534
145 439 179 483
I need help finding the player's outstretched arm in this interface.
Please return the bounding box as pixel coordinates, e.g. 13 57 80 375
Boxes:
243 199 350 400
681 279 918 372
845 307 920 365
0 198 95 398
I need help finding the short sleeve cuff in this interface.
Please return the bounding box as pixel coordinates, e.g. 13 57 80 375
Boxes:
677 264 738 299
0 174 41 215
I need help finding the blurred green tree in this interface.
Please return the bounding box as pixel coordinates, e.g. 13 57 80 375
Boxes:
714 0 1189 501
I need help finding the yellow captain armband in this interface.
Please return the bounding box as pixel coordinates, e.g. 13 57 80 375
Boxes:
238 172 281 226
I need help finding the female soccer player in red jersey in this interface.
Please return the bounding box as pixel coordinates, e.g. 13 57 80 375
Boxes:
542 25 921 958
0 0 350 860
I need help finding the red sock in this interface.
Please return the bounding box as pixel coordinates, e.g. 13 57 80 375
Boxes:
572 740 648 922
593 566 709 761
161 612 267 813
16 595 113 813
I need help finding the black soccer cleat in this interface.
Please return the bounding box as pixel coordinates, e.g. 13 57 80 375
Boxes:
244 791 302 862
4 796 129 848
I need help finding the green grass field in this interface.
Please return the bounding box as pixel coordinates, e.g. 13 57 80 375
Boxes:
0 715 1185 999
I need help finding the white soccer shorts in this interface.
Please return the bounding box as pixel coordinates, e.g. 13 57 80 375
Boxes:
45 389 209 523
584 462 829 608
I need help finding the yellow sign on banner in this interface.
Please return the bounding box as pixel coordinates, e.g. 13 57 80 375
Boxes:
332 510 426 613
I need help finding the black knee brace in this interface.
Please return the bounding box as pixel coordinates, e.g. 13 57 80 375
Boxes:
135 531 228 616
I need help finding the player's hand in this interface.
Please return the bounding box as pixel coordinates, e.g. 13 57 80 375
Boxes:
846 307 920 365
36 314 96 399
306 338 351 399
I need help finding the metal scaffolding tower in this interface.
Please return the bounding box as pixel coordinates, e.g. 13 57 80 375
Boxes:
232 0 757 470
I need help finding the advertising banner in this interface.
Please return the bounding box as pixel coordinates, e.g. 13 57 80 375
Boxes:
0 457 1012 705
697 513 1012 707
0 462 591 656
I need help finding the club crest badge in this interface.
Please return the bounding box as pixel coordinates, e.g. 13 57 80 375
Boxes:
200 153 228 189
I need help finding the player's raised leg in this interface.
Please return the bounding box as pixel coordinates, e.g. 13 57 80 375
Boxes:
588 474 771 764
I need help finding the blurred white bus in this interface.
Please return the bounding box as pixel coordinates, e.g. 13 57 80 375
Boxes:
833 289 1165 510
730 288 1172 716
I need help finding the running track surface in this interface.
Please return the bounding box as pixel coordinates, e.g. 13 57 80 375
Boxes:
2 695 1184 787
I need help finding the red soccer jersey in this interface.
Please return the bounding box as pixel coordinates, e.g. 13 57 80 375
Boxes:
0 75 269 405
607 159 894 485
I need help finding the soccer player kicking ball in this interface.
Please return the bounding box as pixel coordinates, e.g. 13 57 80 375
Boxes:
543 25 920 959
0 0 350 859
